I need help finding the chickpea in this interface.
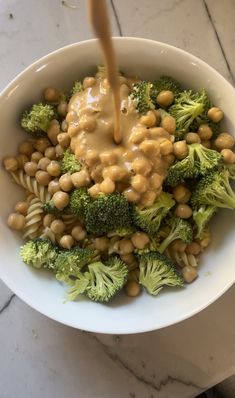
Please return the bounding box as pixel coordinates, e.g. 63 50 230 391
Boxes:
35 170 51 186
140 190 157 207
16 154 29 169
85 149 99 166
47 122 60 145
95 237 109 252
48 179 61 195
52 191 69 210
119 238 134 255
186 242 202 255
18 141 34 157
46 161 61 177
33 137 50 153
131 231 149 249
221 149 235 164
149 173 163 189
71 169 91 188
160 139 173 155
43 213 55 228
7 213 25 230
59 173 73 192
123 188 140 203
79 116 96 132
61 120 68 132
132 157 152 176
100 178 115 194
129 128 148 144
59 235 74 249
3 156 18 172
99 151 117 166
37 157 51 171
161 115 176 134
14 201 28 216
125 280 141 297
103 165 127 182
44 146 57 160
90 164 103 183
57 101 68 117
140 110 157 127
66 110 77 123
71 225 87 241
55 144 65 157
88 183 101 197
68 124 80 138
57 132 70 148
120 83 130 97
122 150 135 162
83 76 96 89
43 87 60 102
173 140 189 160
120 253 137 266
163 153 175 166
169 239 187 253
131 174 148 193
201 140 211 149
173 185 191 204
24 161 38 177
150 127 169 139
74 145 84 158
185 132 201 144
139 140 160 157
31 151 43 163
215 132 235 150
182 266 198 283
175 203 192 219
198 124 213 140
207 107 224 123
50 219 65 235
156 90 174 108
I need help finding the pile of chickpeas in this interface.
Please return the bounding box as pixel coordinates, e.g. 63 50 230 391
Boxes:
3 74 235 298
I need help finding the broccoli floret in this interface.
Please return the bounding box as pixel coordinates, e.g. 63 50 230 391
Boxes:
54 246 98 280
107 225 137 238
85 256 128 302
85 193 132 235
138 251 184 296
191 169 235 209
69 188 92 219
192 205 217 239
158 217 193 254
66 272 91 301
20 238 57 269
60 149 81 174
168 89 211 139
130 81 155 113
165 143 222 186
21 103 56 135
42 200 65 216
132 192 175 236
152 75 182 97
71 81 83 95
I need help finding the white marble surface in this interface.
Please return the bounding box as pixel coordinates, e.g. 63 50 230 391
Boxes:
0 1 235 397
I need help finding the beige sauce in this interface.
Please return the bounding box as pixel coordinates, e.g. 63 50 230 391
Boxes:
67 71 173 207
88 0 121 144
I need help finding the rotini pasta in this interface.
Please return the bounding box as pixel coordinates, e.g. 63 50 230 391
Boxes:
170 250 199 269
11 170 51 203
23 196 44 240
61 214 78 233
40 226 58 244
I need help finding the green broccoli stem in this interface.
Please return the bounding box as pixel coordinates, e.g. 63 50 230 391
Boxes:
158 230 179 254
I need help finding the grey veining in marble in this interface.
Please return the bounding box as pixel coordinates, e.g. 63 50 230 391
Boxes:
0 1 235 397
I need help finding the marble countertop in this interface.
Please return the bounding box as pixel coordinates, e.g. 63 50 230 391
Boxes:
1 1 235 397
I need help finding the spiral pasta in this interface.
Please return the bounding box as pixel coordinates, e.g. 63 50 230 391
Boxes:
23 196 44 240
40 226 57 244
61 214 78 233
11 170 51 203
170 250 199 268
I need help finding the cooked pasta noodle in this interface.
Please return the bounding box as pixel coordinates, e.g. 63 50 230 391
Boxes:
61 214 78 233
23 196 44 240
40 226 57 244
11 170 51 203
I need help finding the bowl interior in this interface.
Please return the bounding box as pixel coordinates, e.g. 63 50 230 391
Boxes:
0 38 235 334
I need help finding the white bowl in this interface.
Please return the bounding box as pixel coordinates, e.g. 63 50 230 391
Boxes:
0 38 235 334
